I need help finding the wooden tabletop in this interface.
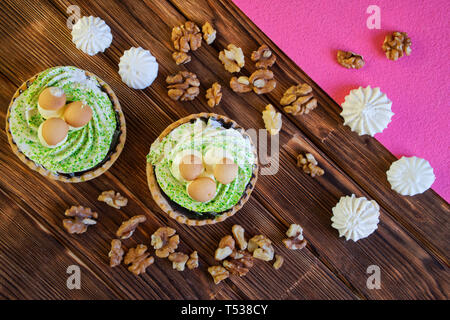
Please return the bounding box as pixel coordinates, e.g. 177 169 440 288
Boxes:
0 0 448 300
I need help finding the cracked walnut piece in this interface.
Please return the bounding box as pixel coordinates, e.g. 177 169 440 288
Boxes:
223 250 254 277
280 83 317 116
166 71 200 101
151 227 180 258
206 82 222 107
98 190 128 209
124 244 154 275
63 206 98 234
230 76 252 93
186 251 199 270
297 152 324 177
109 239 125 267
171 21 202 52
215 235 235 261
283 224 307 250
248 235 274 261
202 22 216 44
169 252 189 271
231 225 247 250
249 69 276 94
208 266 229 284
219 44 245 73
251 44 276 69
172 51 191 65
382 31 411 61
273 255 284 270
262 104 282 136
337 50 365 69
116 215 147 239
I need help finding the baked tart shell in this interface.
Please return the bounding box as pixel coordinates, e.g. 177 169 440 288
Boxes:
5 67 126 183
147 113 259 226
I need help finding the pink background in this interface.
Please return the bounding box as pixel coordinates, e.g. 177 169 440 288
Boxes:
233 0 450 202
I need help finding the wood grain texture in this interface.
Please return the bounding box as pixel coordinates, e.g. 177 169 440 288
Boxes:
0 0 448 300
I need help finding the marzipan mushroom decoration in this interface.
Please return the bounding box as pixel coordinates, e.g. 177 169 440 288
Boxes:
37 87 93 148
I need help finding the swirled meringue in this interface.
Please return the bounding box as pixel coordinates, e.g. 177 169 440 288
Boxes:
340 86 393 136
71 16 112 56
118 47 159 89
331 194 380 242
386 156 435 196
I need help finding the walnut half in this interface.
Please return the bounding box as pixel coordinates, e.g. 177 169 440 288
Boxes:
249 69 276 94
231 225 247 250
171 21 202 52
251 44 276 69
219 44 245 73
108 239 125 267
273 254 284 270
98 190 128 209
382 31 411 61
283 223 307 250
205 82 222 108
151 227 179 258
124 244 154 275
208 266 229 284
116 215 147 239
168 252 189 271
262 104 282 136
186 251 199 270
202 22 216 45
223 250 254 277
297 152 324 177
248 235 274 261
337 50 365 69
281 83 318 116
63 206 98 234
214 235 235 261
166 71 200 101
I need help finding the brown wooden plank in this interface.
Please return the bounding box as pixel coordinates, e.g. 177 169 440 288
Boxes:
0 0 447 300
0 190 121 299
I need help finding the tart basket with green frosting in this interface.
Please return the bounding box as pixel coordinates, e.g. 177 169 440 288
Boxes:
5 66 126 182
147 113 258 226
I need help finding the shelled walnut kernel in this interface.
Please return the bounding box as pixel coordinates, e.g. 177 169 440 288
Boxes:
166 71 200 101
206 82 222 107
208 266 229 284
202 22 216 44
109 239 125 267
296 152 324 177
168 252 189 271
251 44 276 68
382 31 411 61
337 50 365 69
62 206 98 234
124 244 154 275
262 104 282 136
219 44 245 73
215 235 235 261
116 215 146 239
186 251 199 270
280 83 318 116
283 223 307 250
151 227 180 258
98 190 128 209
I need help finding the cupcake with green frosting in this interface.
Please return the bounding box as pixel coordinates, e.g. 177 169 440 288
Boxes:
6 66 126 182
147 113 258 226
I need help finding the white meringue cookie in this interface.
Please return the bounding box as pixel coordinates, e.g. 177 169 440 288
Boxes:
340 86 394 136
71 16 112 56
118 47 158 89
386 156 435 196
331 194 380 242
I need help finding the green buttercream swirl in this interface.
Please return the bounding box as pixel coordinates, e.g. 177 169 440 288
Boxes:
148 119 256 213
9 66 117 173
